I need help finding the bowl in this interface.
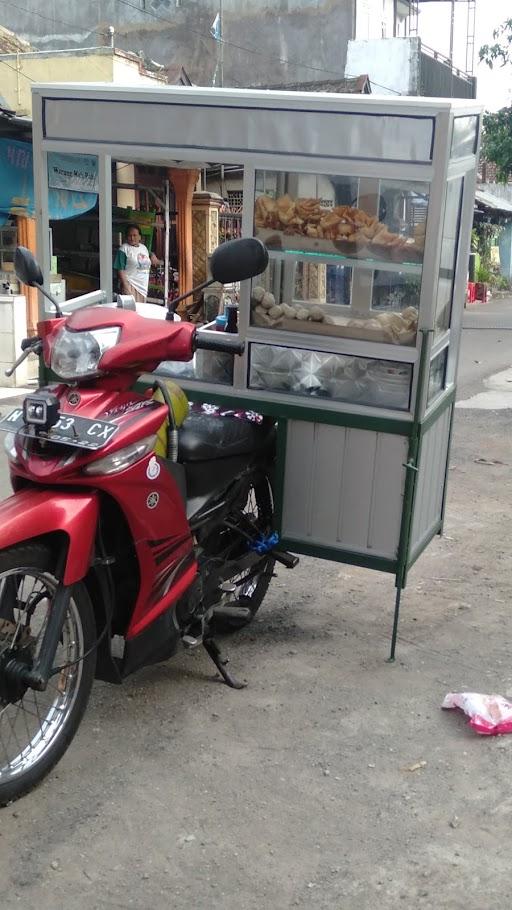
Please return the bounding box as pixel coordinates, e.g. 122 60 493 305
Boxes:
325 378 365 402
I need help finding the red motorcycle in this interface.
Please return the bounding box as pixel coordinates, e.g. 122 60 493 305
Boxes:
0 238 297 805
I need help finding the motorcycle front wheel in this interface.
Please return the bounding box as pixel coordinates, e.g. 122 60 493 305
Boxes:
0 543 96 806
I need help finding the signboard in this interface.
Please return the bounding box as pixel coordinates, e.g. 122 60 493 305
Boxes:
47 152 99 193
0 140 98 222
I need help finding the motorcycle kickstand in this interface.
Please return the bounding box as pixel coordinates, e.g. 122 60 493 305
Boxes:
202 638 246 690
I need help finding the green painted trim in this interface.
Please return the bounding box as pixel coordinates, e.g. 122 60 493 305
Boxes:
39 358 51 386
405 398 454 571
279 537 397 573
273 419 288 534
394 329 432 589
439 401 455 535
421 386 456 432
137 377 413 436
408 519 443 569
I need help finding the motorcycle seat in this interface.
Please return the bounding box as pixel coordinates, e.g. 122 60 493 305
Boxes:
178 412 273 462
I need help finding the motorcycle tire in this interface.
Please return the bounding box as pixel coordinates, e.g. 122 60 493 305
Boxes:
211 473 276 633
0 543 96 806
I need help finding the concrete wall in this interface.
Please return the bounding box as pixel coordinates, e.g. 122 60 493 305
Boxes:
479 185 512 280
112 56 167 87
355 0 396 40
1 0 357 88
346 36 476 98
0 49 165 116
0 50 114 115
346 36 420 95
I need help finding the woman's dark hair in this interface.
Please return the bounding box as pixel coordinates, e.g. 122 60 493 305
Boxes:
125 223 141 236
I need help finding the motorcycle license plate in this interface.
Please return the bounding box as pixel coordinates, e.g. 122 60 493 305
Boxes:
0 408 119 450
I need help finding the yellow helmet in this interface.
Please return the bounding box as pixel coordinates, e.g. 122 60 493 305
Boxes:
152 380 189 458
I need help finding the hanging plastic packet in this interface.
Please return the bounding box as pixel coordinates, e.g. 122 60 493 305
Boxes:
442 692 512 735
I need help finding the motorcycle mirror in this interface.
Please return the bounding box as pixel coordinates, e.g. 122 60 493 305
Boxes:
15 246 63 317
210 238 269 285
14 246 44 287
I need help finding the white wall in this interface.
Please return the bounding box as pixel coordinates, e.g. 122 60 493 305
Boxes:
346 36 418 95
355 0 396 40
112 57 166 87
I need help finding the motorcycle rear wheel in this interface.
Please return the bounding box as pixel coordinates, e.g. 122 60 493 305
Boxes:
0 543 96 806
211 474 276 633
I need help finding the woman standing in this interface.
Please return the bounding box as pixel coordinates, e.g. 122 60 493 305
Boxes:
114 223 161 302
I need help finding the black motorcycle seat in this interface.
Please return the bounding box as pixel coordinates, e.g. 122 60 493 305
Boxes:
178 412 273 462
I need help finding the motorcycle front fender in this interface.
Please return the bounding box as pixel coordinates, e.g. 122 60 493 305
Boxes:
0 488 99 584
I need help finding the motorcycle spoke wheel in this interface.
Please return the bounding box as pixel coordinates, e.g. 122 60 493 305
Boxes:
0 545 95 806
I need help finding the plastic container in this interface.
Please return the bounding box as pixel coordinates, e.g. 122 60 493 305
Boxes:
215 315 227 331
224 303 239 333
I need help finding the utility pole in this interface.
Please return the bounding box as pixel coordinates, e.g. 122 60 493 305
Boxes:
211 1 224 87
219 0 224 88
449 0 455 66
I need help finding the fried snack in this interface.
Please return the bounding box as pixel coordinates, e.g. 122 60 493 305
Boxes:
296 198 323 222
319 212 341 230
401 306 418 326
255 193 416 261
337 224 353 237
251 285 266 305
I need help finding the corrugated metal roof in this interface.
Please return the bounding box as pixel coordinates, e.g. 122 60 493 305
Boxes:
0 102 32 140
250 75 371 94
0 26 31 55
475 190 512 215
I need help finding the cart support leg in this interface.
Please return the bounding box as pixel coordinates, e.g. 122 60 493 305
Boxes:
388 585 403 662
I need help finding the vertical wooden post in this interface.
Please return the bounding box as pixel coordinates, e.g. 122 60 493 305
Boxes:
16 215 38 334
168 168 199 304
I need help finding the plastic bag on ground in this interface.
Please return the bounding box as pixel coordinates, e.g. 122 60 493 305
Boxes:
442 692 512 735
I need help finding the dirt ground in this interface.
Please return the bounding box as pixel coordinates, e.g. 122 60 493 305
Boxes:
1 322 512 908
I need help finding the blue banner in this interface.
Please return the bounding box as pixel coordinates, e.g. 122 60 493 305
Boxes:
0 139 97 223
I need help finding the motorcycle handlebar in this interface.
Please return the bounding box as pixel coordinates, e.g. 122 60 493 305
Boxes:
21 336 41 351
193 331 245 357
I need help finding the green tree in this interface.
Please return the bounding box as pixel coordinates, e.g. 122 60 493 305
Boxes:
479 18 512 183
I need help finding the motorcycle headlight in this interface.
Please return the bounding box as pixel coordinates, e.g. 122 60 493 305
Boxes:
83 435 157 476
3 432 18 462
51 326 120 380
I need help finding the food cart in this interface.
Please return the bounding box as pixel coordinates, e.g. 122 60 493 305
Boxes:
30 83 482 654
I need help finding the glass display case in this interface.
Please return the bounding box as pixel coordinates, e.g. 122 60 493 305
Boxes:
253 172 427 264
251 171 426 346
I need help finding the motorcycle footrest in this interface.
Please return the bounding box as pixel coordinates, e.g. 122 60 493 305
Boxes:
272 549 299 569
212 605 252 622
182 634 202 649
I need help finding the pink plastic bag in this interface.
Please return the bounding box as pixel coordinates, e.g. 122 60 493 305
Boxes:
442 692 512 735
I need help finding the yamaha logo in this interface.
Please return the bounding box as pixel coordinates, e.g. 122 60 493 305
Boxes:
67 391 81 407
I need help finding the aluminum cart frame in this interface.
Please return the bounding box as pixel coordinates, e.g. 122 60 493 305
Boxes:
30 84 483 654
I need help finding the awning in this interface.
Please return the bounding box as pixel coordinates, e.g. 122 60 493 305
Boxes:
474 189 512 219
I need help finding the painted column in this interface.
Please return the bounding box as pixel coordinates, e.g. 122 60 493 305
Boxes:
16 215 38 334
168 168 199 304
191 191 223 287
